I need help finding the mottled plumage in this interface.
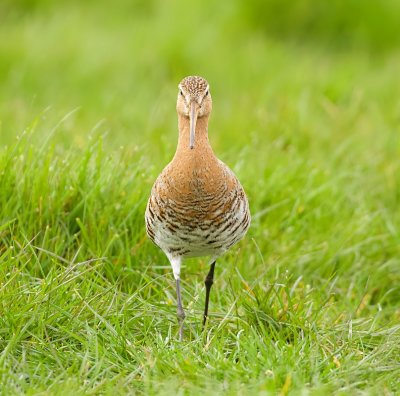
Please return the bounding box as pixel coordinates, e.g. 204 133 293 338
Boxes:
145 76 250 339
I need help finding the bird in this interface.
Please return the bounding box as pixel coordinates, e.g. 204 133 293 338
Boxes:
145 76 250 340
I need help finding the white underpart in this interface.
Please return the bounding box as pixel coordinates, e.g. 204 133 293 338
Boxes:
166 253 182 280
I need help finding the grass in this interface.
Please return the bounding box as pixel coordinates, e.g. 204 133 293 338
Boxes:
1 0 400 394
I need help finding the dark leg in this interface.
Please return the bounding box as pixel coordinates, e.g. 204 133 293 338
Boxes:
176 278 185 341
203 261 216 328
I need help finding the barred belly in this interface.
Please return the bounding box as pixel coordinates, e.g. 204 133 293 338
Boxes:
145 178 250 259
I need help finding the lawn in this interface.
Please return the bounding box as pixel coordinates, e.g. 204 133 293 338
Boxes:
0 0 399 394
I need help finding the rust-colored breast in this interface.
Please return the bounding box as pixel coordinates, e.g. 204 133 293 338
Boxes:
145 152 250 258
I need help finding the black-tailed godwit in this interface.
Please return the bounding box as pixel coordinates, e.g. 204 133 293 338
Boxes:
145 76 250 339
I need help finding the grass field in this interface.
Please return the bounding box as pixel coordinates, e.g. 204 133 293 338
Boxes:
1 1 400 394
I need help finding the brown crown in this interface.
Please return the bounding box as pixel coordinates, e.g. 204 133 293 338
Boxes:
179 76 209 97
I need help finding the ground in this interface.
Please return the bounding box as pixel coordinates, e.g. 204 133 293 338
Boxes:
0 1 399 394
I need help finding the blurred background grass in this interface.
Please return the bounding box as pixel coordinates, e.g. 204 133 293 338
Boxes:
1 0 400 149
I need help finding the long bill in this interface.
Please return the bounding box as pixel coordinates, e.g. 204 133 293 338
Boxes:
189 101 198 149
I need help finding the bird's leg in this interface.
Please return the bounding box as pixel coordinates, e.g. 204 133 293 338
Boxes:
203 261 216 328
176 278 185 341
168 255 185 340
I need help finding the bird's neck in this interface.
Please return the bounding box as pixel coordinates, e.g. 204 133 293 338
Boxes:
174 114 215 160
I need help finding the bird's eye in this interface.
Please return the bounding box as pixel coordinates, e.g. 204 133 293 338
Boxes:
180 90 184 96
205 90 209 96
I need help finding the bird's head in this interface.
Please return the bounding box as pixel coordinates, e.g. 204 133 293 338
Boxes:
176 76 212 149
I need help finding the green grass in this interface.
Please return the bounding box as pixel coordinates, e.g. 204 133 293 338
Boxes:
1 0 400 394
